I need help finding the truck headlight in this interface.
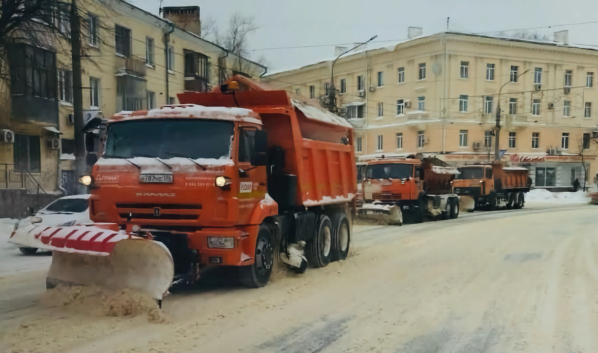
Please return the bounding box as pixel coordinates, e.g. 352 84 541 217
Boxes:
207 237 235 249
215 176 232 188
79 175 93 186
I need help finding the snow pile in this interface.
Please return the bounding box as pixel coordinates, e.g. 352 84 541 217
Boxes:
526 189 590 204
146 104 259 123
0 218 17 240
292 99 353 128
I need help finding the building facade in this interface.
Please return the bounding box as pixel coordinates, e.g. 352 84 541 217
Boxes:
265 31 598 190
0 0 266 198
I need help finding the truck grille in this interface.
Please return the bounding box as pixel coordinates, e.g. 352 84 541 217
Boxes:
116 203 202 222
453 187 481 197
118 213 198 220
373 193 402 200
116 203 201 210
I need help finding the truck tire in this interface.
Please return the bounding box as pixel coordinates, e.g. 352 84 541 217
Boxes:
444 200 451 220
331 212 351 261
306 215 333 268
488 192 497 211
515 192 525 209
239 226 274 288
450 198 459 219
413 194 426 224
19 247 38 255
506 193 516 209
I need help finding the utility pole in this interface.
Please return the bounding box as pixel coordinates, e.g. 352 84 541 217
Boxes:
71 0 86 194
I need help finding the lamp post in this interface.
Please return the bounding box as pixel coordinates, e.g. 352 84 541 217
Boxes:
494 69 529 161
327 35 378 113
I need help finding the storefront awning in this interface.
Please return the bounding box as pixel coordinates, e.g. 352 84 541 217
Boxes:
44 127 62 135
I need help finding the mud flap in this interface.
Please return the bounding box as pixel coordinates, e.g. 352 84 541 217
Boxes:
459 196 476 212
358 205 403 225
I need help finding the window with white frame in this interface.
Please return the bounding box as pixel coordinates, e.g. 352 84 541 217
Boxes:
58 70 73 103
356 137 362 152
585 102 592 118
509 132 516 148
89 77 100 108
419 63 426 80
357 75 364 91
396 133 403 149
587 72 594 88
398 67 405 83
532 132 539 149
459 95 468 112
486 63 495 81
377 102 383 117
147 91 155 109
459 130 468 147
510 65 519 82
167 45 175 71
346 105 364 118
377 71 384 87
309 86 315 99
509 98 517 114
115 25 131 57
565 70 572 87
484 96 493 114
562 132 570 149
460 61 469 79
563 100 571 117
418 96 425 111
417 131 425 148
146 37 155 66
377 135 383 151
484 131 493 148
532 99 541 116
397 99 404 115
88 14 98 46
534 67 542 84
340 79 346 93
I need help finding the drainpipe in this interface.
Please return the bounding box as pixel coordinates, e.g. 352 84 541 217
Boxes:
442 33 448 154
164 23 175 103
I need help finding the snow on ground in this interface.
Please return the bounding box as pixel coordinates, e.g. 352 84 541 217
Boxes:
0 218 51 277
526 189 591 204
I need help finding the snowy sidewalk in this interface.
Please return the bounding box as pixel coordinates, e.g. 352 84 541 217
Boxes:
526 189 591 205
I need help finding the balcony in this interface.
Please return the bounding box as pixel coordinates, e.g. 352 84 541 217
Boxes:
184 75 210 92
115 56 146 77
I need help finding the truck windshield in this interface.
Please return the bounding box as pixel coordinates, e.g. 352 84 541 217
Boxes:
104 119 235 160
457 167 484 179
366 164 413 179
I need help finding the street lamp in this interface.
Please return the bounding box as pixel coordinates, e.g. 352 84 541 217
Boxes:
327 35 378 113
494 69 530 161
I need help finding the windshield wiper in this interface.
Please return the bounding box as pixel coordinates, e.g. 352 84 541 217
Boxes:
164 152 207 170
103 155 141 170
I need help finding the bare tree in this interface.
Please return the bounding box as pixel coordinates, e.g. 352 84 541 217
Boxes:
200 15 217 40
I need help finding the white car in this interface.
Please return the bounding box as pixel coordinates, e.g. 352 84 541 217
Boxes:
13 194 92 255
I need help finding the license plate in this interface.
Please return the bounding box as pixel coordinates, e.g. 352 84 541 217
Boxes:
139 174 173 183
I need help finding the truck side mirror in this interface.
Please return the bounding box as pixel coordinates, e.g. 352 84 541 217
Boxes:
85 132 96 153
251 130 268 166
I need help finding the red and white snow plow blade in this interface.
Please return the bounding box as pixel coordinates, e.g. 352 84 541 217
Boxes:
9 224 174 300
459 196 476 212
358 203 403 225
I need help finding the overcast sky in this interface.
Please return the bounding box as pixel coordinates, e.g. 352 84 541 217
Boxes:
135 0 598 72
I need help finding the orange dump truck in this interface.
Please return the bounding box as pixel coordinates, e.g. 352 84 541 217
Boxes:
359 156 460 224
9 76 356 301
452 163 531 211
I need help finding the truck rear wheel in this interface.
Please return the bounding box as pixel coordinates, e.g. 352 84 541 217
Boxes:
450 198 459 219
239 226 273 288
306 215 332 268
506 193 516 209
488 192 497 211
413 194 426 224
331 212 351 261
515 192 525 209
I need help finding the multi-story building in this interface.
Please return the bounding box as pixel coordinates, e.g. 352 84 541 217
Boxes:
265 30 598 190
0 1 266 205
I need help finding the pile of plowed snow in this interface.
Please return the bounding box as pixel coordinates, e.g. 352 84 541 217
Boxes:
526 189 590 204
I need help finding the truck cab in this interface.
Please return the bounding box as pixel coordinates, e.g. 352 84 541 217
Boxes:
362 159 422 203
452 165 494 198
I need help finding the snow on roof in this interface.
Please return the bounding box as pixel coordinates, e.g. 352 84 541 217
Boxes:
145 105 260 123
431 165 460 175
503 167 529 171
291 99 352 128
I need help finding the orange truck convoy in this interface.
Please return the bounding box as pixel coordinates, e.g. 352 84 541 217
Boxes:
452 163 531 211
358 156 461 224
9 77 357 302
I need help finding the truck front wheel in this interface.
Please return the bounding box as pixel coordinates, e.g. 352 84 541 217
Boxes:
450 198 459 219
488 192 497 211
306 215 333 268
331 212 351 261
239 226 273 288
515 192 525 209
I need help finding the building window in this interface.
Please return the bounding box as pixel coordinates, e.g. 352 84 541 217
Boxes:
295 88 300 95
325 82 330 95
147 91 155 109
532 132 539 149
88 14 98 46
536 167 556 187
89 77 100 108
583 133 591 149
510 66 519 82
565 70 572 87
484 131 493 148
460 61 469 79
534 67 542 84
340 79 346 93
562 132 570 149
397 99 404 115
509 98 517 114
563 101 571 117
9 45 56 100
56 3 71 35
117 76 147 111
146 38 155 66
356 137 362 152
115 25 131 57
398 67 405 83
419 63 426 80
486 63 495 81
585 102 592 118
532 99 541 116
169 97 176 105
357 75 364 91
347 105 364 119
417 131 425 148
396 133 403 149
377 71 384 87
587 72 594 88
376 135 383 151
167 45 175 71
309 86 315 99
459 95 468 112
58 70 73 103
509 132 516 148
377 102 383 117
459 130 468 147
484 96 493 114
14 134 41 172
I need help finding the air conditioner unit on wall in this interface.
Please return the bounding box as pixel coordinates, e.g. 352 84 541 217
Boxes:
423 138 430 145
473 142 482 150
564 87 571 94
404 101 412 108
1 129 14 144
357 90 365 98
48 138 60 150
548 103 554 109
368 86 376 93
535 84 542 91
